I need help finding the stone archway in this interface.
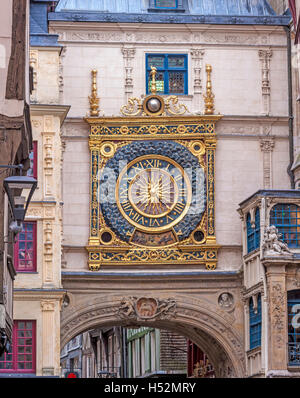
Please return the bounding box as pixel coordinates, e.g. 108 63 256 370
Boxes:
61 293 245 378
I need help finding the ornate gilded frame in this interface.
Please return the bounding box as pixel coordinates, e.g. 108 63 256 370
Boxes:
86 114 221 271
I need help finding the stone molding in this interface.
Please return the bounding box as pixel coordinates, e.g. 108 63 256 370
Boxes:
49 24 287 47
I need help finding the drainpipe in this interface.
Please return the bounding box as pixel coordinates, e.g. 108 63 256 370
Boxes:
285 25 295 189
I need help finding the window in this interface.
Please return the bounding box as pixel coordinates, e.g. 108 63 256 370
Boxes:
27 141 37 179
146 54 188 95
0 321 36 373
270 204 300 247
246 208 260 253
249 294 262 350
288 290 300 366
14 221 37 272
155 0 177 8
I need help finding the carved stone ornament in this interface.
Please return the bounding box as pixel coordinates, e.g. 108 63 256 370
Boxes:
262 225 293 256
117 296 177 321
218 292 234 311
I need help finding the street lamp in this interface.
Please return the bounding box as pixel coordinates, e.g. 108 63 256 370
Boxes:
1 164 37 234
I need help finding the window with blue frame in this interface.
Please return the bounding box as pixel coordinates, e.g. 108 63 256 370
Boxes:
155 0 178 8
270 204 300 248
288 290 300 366
146 54 188 95
249 294 262 350
246 208 260 254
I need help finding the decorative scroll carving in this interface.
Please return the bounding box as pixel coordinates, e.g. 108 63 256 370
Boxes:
165 95 189 115
120 97 142 116
117 297 177 321
262 225 293 256
258 49 273 115
260 138 275 189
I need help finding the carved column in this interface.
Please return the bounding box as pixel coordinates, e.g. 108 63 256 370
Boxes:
41 300 56 376
260 138 275 189
121 47 136 102
258 49 273 115
190 49 205 112
264 261 287 371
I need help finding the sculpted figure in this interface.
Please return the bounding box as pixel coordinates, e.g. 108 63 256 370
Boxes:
262 225 293 255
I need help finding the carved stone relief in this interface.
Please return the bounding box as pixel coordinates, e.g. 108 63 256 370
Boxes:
218 292 234 311
117 297 177 321
262 226 293 257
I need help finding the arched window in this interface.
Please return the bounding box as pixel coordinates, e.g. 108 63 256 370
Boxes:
249 294 262 350
246 208 260 254
270 204 300 247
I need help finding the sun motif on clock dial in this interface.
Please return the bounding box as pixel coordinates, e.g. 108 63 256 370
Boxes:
116 155 192 233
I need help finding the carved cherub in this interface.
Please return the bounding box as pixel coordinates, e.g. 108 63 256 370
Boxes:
119 297 136 318
262 225 293 255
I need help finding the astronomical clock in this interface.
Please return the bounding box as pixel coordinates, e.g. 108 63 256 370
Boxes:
86 66 222 270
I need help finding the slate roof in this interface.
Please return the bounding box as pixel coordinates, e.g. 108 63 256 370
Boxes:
55 0 276 16
50 0 290 25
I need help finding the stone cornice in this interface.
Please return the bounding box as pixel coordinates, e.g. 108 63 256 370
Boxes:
14 289 66 301
30 104 71 126
48 22 287 47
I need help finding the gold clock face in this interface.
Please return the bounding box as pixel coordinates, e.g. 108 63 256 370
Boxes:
116 155 192 232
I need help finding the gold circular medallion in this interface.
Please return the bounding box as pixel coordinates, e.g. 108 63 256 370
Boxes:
116 155 192 232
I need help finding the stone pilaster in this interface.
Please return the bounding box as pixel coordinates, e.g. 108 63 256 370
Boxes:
264 261 287 371
121 46 136 101
190 48 205 112
258 49 273 115
41 300 56 376
260 138 275 189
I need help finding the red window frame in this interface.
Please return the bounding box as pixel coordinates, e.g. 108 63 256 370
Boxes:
14 221 37 272
0 320 36 373
27 141 38 179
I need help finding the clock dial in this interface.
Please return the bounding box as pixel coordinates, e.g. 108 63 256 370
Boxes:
116 155 192 233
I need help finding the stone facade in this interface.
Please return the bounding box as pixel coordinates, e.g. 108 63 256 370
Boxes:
9 0 300 378
12 7 69 375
